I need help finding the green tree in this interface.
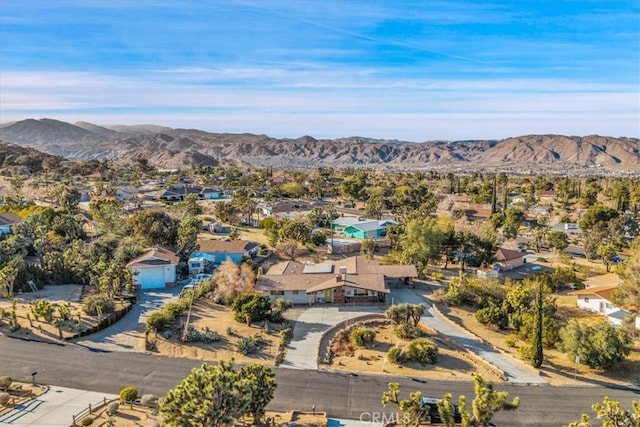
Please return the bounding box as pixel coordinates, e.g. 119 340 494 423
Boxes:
579 205 619 232
240 364 277 424
168 194 203 220
177 216 201 259
568 397 640 427
502 208 524 240
364 189 386 220
128 210 178 248
341 174 366 202
159 361 252 427
231 293 271 324
557 320 632 369
401 217 446 271
547 230 569 252
465 374 520 427
381 382 427 427
531 283 544 368
596 242 618 273
89 196 128 236
0 257 23 297
612 241 640 314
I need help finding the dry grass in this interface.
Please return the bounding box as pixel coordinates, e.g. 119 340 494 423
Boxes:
327 320 502 382
150 299 283 365
80 402 159 427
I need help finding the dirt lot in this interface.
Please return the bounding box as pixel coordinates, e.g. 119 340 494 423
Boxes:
327 320 502 383
0 382 48 417
149 299 285 365
0 285 129 343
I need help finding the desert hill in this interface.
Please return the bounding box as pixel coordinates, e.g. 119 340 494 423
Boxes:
0 119 637 173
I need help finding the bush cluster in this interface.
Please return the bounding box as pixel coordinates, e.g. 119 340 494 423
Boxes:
182 327 221 343
395 323 423 340
30 299 53 321
475 307 508 330
83 294 115 317
349 326 376 347
119 386 138 403
386 338 439 365
231 293 271 324
145 298 190 332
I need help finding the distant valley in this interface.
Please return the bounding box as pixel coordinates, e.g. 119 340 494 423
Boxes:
0 118 638 173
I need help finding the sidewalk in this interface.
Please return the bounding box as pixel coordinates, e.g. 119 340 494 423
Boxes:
390 287 546 384
284 305 384 370
0 386 116 426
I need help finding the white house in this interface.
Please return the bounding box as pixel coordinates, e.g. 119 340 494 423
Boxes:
126 246 179 289
568 274 640 330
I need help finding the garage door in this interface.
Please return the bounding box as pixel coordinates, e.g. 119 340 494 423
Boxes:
139 267 165 289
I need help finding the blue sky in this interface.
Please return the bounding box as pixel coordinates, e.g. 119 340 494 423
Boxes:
1 0 638 141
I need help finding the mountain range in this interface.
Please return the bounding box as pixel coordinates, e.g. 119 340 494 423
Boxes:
0 118 638 173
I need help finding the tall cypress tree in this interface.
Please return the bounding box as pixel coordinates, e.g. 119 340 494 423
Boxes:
491 175 497 214
531 284 544 368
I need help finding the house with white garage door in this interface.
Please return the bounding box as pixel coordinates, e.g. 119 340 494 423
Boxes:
126 246 179 289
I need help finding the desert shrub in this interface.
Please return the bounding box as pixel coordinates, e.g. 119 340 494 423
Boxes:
164 301 187 319
275 353 285 365
0 376 12 391
231 293 271 323
270 298 293 323
395 323 423 340
237 336 257 355
404 338 439 365
517 343 532 360
505 334 518 348
83 294 115 316
57 303 72 321
145 311 171 332
0 392 10 406
349 326 376 347
431 272 445 281
107 401 119 415
280 327 293 340
80 417 94 426
30 299 52 321
387 346 404 365
119 386 138 403
140 394 158 407
557 320 632 369
475 307 508 330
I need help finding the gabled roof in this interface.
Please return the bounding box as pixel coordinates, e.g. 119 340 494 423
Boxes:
584 273 620 288
568 284 618 301
306 273 389 294
0 213 22 226
344 220 383 232
126 245 179 268
197 239 259 254
496 247 525 262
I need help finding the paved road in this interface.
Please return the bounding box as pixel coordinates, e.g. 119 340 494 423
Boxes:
285 305 383 369
391 287 546 384
1 336 638 426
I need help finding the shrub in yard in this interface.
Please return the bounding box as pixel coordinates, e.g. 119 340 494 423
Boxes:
145 311 171 332
0 392 10 406
119 386 138 403
107 401 119 415
83 294 115 316
80 416 94 426
475 306 508 330
237 336 257 355
30 299 52 321
231 293 271 323
387 346 404 365
505 334 518 348
164 301 187 319
404 338 439 365
349 326 377 347
395 323 423 340
0 376 12 391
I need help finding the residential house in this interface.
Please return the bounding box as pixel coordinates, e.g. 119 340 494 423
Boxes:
115 185 139 202
495 247 526 271
258 200 312 219
343 219 396 239
568 273 639 329
188 239 260 274
201 187 223 200
255 256 418 304
530 205 553 216
158 186 203 202
550 222 582 238
0 213 22 235
126 246 179 290
460 204 492 221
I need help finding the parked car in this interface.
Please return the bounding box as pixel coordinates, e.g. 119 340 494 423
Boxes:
420 397 462 424
180 284 195 297
190 273 212 285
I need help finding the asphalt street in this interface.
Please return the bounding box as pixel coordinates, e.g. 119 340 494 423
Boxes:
1 335 638 426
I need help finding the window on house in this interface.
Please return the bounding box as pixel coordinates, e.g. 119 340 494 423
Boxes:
584 297 589 303
605 303 612 309
292 290 299 295
354 288 367 296
270 291 284 296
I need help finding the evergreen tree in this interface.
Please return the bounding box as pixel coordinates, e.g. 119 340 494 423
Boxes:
531 283 544 368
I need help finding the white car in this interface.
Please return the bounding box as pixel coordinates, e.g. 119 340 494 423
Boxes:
190 273 212 285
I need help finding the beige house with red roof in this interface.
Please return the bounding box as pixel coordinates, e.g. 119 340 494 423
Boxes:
568 273 639 329
126 246 179 289
256 256 417 304
495 247 526 271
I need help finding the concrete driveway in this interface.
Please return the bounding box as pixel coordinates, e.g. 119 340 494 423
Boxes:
73 286 185 352
391 286 546 384
284 304 384 370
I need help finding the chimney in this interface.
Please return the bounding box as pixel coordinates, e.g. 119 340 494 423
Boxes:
339 266 347 281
